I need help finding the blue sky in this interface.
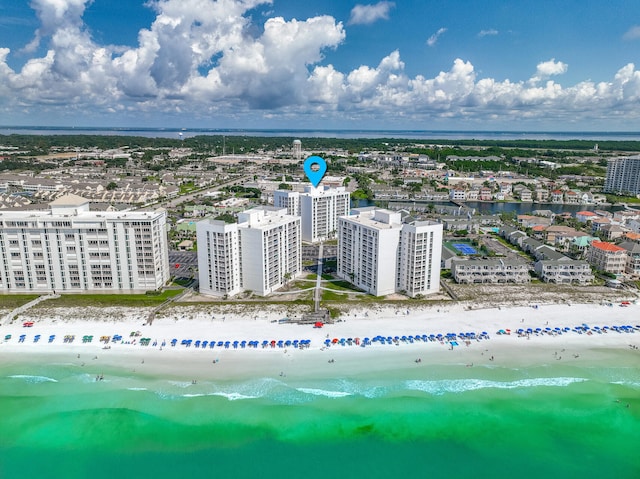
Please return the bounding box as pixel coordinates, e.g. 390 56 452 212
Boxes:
1 0 640 130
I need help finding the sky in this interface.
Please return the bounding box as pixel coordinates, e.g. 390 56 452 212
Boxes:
1 0 640 131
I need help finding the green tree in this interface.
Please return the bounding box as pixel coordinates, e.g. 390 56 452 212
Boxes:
106 181 118 190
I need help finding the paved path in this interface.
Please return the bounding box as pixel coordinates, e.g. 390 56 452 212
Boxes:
314 243 324 312
2 294 60 325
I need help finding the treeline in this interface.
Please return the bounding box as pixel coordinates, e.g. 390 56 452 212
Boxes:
2 133 640 156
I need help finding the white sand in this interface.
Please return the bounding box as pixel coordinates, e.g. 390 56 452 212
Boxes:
1 301 639 381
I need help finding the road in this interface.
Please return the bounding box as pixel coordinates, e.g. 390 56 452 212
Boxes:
142 175 251 211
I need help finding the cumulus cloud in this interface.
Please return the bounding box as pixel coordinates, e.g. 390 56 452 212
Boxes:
426 27 447 47
2 0 640 127
536 59 568 77
529 58 568 84
623 25 640 40
478 29 498 37
348 2 395 26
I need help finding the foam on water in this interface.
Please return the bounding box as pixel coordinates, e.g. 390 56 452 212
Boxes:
405 376 588 395
8 374 58 383
207 392 257 401
296 387 352 398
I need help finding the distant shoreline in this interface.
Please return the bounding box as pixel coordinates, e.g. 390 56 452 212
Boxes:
3 126 640 141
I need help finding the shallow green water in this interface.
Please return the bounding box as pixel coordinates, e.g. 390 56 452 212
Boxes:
1 362 639 479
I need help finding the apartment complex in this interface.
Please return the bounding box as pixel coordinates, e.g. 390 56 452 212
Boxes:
337 208 442 297
0 194 170 293
273 186 350 242
534 260 594 284
195 220 242 297
604 156 640 196
197 206 301 297
451 258 530 284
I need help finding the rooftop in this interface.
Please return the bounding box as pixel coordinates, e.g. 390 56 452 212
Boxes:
590 241 626 253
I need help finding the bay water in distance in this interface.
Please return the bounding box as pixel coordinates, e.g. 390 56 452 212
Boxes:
3 126 640 141
1 359 639 479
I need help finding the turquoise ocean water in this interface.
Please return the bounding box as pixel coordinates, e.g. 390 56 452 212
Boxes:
1 361 639 479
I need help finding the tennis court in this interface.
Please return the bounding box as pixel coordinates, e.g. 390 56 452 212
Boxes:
452 243 478 255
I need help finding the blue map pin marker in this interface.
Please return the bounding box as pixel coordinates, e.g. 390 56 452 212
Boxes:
303 156 327 188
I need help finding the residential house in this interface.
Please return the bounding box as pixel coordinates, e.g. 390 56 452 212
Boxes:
449 187 467 201
590 217 611 233
535 188 549 202
564 190 579 204
551 190 564 203
599 224 626 241
479 188 493 201
586 241 627 275
576 211 598 223
619 241 640 277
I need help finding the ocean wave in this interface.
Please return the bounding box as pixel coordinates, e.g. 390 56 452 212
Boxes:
405 377 588 395
296 387 352 398
208 392 257 401
126 387 148 391
611 380 640 389
8 374 58 383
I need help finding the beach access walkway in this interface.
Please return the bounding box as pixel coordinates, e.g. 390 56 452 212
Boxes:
2 293 60 326
314 242 324 313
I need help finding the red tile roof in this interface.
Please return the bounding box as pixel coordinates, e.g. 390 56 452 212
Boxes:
590 241 626 252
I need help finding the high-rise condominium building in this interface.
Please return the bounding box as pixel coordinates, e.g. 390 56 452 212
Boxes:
604 156 640 196
0 194 169 293
197 206 301 297
337 208 442 297
273 186 350 242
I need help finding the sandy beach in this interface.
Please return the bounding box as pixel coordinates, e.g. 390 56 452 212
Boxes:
2 300 639 382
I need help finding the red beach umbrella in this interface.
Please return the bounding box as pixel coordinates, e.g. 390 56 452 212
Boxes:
314 321 323 328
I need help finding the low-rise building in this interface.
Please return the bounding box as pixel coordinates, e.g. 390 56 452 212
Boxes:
451 258 530 284
586 241 627 275
534 260 594 284
619 241 640 277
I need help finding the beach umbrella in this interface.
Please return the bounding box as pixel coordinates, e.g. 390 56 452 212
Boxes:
48 335 55 342
4 334 11 340
332 338 339 344
314 321 324 328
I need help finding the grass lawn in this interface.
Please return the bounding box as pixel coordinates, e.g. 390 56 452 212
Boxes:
32 289 184 308
0 295 41 309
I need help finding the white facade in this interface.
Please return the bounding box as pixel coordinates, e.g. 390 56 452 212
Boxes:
337 208 443 297
274 186 350 243
0 194 169 293
398 221 443 296
273 190 300 215
604 156 640 196
196 220 241 297
197 207 301 297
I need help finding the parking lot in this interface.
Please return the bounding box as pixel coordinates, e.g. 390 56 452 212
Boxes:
169 251 198 279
